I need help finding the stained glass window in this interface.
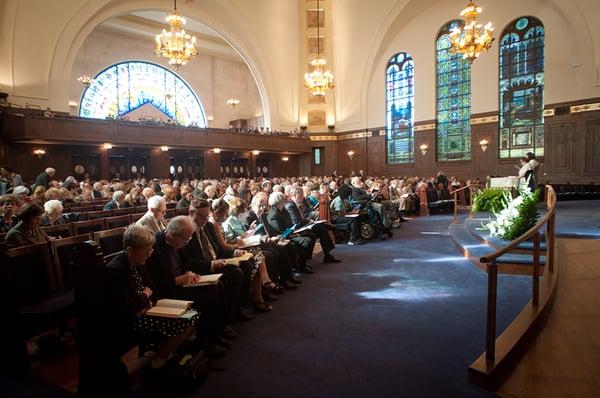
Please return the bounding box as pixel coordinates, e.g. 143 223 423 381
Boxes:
499 17 545 159
386 53 414 163
79 61 206 127
436 20 471 161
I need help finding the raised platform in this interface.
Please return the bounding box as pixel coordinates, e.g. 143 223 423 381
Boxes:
449 213 546 275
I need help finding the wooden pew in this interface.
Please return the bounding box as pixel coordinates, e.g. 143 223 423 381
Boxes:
92 227 126 257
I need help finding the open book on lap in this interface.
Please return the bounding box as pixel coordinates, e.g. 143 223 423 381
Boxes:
223 252 253 266
183 273 223 287
238 235 261 249
146 299 194 318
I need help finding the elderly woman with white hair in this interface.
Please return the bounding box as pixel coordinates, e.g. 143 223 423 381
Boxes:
265 191 316 274
135 195 167 234
40 199 67 226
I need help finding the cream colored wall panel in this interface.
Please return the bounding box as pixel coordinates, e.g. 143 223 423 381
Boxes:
365 0 599 128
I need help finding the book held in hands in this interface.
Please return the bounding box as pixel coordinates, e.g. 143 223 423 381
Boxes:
223 252 254 266
183 273 223 287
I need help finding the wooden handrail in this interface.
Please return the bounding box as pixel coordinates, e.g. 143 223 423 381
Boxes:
469 185 559 388
479 185 557 263
451 184 475 224
449 184 474 194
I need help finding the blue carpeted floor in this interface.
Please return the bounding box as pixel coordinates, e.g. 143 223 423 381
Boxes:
554 200 600 238
196 215 532 398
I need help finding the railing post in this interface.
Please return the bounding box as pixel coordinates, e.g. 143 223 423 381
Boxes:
468 186 474 219
532 232 541 307
453 192 458 224
486 260 498 362
547 212 555 273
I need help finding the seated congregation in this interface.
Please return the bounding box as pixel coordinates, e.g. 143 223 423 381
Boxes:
0 165 477 394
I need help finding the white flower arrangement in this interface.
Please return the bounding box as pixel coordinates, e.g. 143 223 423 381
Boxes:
484 185 536 239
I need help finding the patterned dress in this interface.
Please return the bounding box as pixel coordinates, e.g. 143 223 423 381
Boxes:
131 265 199 337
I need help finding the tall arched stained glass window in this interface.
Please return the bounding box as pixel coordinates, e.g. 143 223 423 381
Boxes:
386 53 414 164
499 17 545 159
79 61 206 127
436 20 471 161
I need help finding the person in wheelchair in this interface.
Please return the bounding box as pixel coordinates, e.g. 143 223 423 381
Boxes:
350 177 394 238
330 184 369 245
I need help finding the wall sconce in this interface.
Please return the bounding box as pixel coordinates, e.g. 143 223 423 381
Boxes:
479 139 489 152
213 148 221 154
328 125 335 132
103 143 113 150
300 125 307 132
33 148 46 158
419 144 428 156
347 150 355 159
252 150 260 156
282 156 289 162
160 146 169 152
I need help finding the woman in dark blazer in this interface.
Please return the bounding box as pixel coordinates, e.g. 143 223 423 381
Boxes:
106 224 197 369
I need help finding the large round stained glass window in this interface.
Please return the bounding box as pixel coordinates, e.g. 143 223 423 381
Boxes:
79 61 207 127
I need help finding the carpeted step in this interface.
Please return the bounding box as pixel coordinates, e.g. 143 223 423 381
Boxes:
464 217 547 252
449 222 546 275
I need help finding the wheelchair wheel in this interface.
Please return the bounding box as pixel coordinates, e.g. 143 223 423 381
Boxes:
360 223 376 240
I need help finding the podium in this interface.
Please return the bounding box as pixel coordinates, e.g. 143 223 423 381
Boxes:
489 176 519 189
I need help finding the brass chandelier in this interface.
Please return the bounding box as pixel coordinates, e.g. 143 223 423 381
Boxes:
304 0 334 96
155 0 198 69
449 0 494 62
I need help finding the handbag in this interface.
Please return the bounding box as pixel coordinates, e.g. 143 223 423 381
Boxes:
163 350 210 391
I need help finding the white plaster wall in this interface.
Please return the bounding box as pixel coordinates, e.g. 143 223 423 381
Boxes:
356 0 600 128
69 28 262 128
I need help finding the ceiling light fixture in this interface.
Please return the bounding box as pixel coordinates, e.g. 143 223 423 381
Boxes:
155 0 198 70
304 0 334 96
449 0 495 62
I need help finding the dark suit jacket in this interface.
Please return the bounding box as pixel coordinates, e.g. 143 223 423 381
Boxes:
351 186 371 203
266 207 293 235
34 172 50 189
284 201 310 227
146 231 180 298
179 222 235 276
103 200 119 210
92 190 102 199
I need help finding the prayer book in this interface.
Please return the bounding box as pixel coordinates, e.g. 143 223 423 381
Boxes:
294 220 326 234
239 235 262 249
146 299 194 318
223 252 254 266
183 273 223 287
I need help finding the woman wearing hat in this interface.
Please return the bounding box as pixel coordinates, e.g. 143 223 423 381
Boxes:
5 202 49 247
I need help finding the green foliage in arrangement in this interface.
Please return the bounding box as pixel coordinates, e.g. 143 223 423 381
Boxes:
472 188 510 213
501 188 542 241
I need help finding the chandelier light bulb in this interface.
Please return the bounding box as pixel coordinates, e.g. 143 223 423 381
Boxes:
227 98 240 108
77 75 94 87
450 0 494 62
155 0 198 70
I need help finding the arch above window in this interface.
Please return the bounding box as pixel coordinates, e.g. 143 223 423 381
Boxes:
79 61 207 127
436 20 471 161
386 52 414 164
499 16 545 159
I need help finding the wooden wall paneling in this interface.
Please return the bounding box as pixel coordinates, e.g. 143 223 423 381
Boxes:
583 116 600 175
546 117 576 177
337 138 367 177
299 153 312 176
414 129 435 178
472 122 497 178
204 151 221 178
366 136 385 176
